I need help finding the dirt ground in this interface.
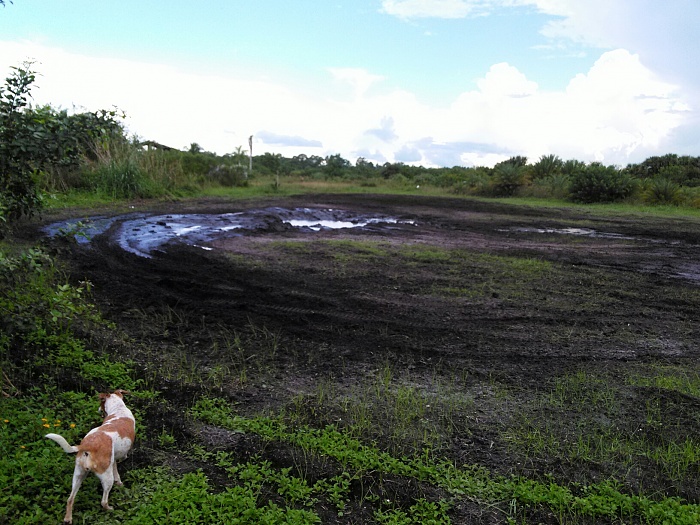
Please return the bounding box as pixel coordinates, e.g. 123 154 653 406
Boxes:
30 193 700 522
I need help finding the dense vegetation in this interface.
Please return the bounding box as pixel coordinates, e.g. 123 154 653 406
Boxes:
2 64 700 524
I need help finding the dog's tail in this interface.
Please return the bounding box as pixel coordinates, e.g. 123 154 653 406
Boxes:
45 433 78 454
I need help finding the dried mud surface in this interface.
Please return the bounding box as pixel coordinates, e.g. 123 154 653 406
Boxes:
31 194 700 522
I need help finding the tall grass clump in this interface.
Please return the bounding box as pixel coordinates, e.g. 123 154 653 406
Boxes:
523 173 571 199
83 142 158 199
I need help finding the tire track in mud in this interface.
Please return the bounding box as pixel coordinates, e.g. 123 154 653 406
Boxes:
42 195 700 372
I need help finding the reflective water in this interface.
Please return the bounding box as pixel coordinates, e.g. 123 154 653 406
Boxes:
45 207 416 258
500 226 635 240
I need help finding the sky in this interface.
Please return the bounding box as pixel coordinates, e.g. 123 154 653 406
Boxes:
1 0 698 168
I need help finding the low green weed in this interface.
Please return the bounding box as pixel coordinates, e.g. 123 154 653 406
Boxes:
626 364 700 397
190 396 700 524
126 468 322 524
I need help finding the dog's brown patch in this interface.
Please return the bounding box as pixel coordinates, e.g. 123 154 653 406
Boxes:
77 432 113 474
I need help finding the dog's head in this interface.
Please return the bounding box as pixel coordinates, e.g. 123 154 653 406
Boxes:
98 389 130 415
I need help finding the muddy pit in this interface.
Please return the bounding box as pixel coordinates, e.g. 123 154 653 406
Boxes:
45 197 700 283
44 207 416 258
34 193 700 522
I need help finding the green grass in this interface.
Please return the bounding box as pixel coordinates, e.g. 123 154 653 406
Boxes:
284 362 476 458
503 367 700 489
42 174 700 228
487 194 700 218
626 364 700 398
254 239 554 302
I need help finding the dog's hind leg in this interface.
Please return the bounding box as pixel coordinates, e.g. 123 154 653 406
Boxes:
99 468 116 511
112 462 123 486
64 463 88 524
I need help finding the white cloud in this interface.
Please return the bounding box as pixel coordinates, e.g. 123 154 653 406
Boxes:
380 0 573 21
477 63 538 98
440 50 687 164
0 41 690 169
327 67 386 99
1 40 331 155
380 0 486 19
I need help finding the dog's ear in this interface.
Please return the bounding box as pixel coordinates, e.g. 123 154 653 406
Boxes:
98 392 109 414
113 389 130 397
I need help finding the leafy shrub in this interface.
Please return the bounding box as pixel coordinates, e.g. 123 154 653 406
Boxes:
177 149 220 176
561 159 585 176
569 164 636 203
488 162 525 197
524 174 571 199
656 164 700 188
626 154 700 186
208 164 248 187
441 168 490 195
0 64 45 223
642 177 682 205
0 247 133 391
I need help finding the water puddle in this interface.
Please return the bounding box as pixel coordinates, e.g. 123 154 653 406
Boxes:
499 226 635 240
45 207 415 258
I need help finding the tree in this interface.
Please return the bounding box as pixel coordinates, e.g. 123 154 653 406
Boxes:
531 154 563 179
380 162 402 179
323 154 350 178
255 152 283 175
490 162 525 196
0 63 44 223
561 159 585 176
495 156 528 169
355 157 377 178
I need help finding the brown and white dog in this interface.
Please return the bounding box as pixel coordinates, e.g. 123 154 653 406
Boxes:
46 389 136 524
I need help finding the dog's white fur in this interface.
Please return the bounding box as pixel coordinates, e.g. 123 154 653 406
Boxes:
46 389 135 524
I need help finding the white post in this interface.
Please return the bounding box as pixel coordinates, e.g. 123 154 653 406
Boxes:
248 135 253 177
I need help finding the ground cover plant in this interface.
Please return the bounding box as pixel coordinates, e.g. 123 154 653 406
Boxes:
2 190 700 524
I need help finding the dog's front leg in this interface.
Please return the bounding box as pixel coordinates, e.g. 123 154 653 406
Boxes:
64 463 88 524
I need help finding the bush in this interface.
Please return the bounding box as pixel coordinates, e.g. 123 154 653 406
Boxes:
208 164 248 187
488 162 525 197
531 154 563 180
569 164 636 203
642 177 682 205
448 169 490 195
524 174 571 199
